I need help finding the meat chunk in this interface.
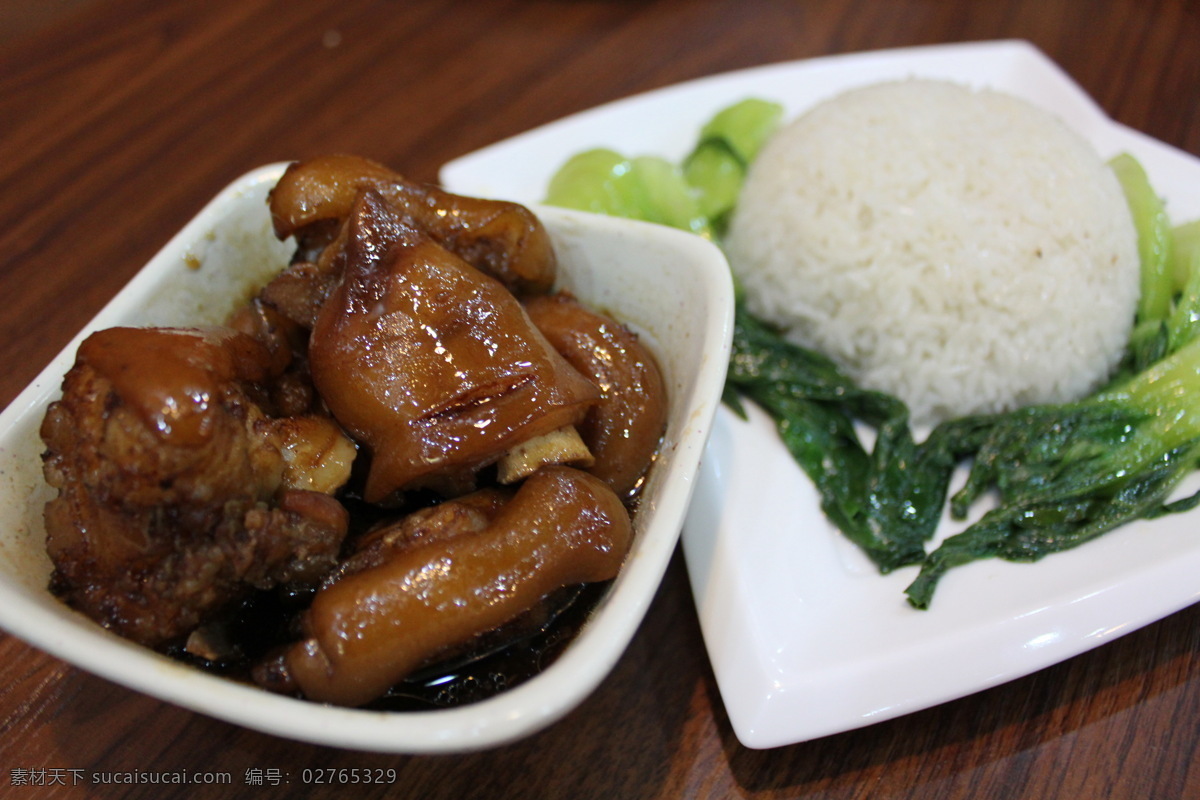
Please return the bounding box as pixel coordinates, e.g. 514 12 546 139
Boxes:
255 466 632 707
307 190 598 501
269 154 558 295
525 292 668 499
41 326 355 647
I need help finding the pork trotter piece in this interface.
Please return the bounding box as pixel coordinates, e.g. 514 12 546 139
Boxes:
525 292 668 499
269 154 557 295
40 326 354 647
259 466 632 707
307 190 598 501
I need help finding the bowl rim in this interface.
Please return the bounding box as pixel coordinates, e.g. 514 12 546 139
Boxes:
0 163 735 753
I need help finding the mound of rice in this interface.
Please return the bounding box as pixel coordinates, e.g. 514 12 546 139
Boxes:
725 79 1140 426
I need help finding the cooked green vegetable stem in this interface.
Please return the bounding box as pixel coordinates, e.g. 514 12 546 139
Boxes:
906 333 1200 606
1167 222 1200 352
544 100 1200 610
905 437 1200 608
727 308 975 572
1110 153 1175 324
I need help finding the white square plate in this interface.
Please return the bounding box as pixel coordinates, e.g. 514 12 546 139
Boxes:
440 40 1200 749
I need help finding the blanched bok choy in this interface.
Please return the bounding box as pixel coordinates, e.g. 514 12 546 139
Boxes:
543 98 782 240
906 333 1200 607
905 154 1200 607
545 99 1200 609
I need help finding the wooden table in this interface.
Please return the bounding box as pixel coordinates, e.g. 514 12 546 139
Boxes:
2 1 1199 797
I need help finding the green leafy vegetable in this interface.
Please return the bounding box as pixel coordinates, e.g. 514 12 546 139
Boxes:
1166 226 1200 354
1173 219 1200 291
543 97 784 239
682 142 744 233
683 98 784 233
546 102 1200 611
906 334 1200 607
1114 165 1200 375
1110 153 1175 325
695 97 784 164
726 307 986 571
903 155 1200 606
544 149 711 236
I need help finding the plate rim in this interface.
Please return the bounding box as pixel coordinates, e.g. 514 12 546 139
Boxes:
438 39 1200 750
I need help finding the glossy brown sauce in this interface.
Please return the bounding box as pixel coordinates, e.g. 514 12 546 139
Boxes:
48 157 665 709
170 488 628 709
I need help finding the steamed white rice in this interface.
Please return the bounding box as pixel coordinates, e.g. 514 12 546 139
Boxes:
725 79 1140 426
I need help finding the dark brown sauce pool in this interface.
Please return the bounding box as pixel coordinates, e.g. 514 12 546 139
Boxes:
166 487 620 710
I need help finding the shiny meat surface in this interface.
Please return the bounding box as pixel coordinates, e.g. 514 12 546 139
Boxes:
525 292 669 500
269 154 557 295
307 190 599 501
258 466 632 707
39 159 663 708
41 327 354 647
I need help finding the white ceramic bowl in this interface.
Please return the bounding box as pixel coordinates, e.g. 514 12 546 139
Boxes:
0 163 734 753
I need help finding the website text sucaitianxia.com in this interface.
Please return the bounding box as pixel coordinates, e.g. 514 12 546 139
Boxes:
8 767 399 788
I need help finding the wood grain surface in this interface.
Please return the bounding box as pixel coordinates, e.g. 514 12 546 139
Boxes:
2 1 1199 797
